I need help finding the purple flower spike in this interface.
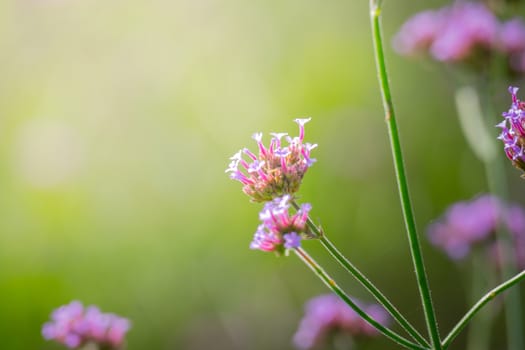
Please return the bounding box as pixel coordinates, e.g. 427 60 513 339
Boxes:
42 301 131 349
226 119 317 202
293 294 390 350
250 195 313 255
498 86 525 173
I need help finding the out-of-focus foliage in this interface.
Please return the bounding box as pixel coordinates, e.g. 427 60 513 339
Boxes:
0 0 523 349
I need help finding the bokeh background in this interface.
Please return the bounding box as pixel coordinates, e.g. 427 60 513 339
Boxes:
1 0 525 349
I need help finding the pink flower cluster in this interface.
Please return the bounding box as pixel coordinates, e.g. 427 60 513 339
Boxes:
226 118 317 202
393 1 525 72
250 195 312 254
42 301 131 349
293 294 390 350
427 194 525 268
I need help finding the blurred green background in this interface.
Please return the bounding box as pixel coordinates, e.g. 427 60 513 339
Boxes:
1 0 525 349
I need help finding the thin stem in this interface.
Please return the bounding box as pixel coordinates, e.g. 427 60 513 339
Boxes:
369 2 442 349
442 270 525 349
292 199 429 348
294 247 430 350
465 252 494 350
320 235 431 347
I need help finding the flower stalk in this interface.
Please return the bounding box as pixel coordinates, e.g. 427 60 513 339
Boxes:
291 199 430 348
369 1 442 349
294 247 430 350
442 269 525 349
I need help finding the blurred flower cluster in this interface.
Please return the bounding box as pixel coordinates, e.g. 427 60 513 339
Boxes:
42 301 131 349
393 1 525 73
293 294 390 350
498 86 525 173
427 194 525 267
226 118 317 202
250 194 312 254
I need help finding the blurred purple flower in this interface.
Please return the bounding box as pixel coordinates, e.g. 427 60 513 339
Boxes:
428 195 499 259
392 10 444 57
499 19 525 73
427 194 525 268
394 1 525 72
226 118 317 202
430 2 498 62
293 294 390 350
250 195 311 254
394 2 498 62
498 86 525 173
499 18 525 53
42 301 131 349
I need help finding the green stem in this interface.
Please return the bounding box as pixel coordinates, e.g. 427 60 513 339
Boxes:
294 247 430 350
442 269 525 349
465 252 494 350
292 199 429 348
369 2 442 349
321 235 430 347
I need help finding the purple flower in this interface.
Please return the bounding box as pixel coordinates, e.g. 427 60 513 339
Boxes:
498 86 525 173
489 204 525 268
394 2 499 62
392 10 444 57
394 2 525 75
430 2 498 62
226 118 317 202
250 195 312 254
499 18 525 54
427 194 525 268
42 301 131 349
393 1 525 72
293 294 390 350
106 315 131 347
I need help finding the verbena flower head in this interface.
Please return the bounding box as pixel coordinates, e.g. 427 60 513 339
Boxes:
393 1 525 73
250 195 312 255
431 2 498 62
427 194 525 268
498 86 525 173
226 118 317 202
42 301 131 349
293 294 390 350
394 2 498 63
